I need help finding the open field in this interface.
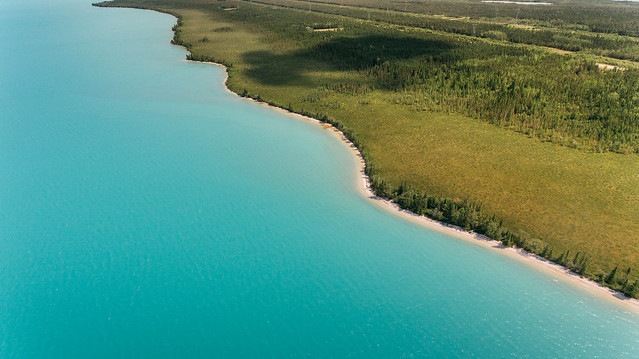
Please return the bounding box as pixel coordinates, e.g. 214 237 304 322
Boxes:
250 0 639 61
96 0 639 296
297 0 639 37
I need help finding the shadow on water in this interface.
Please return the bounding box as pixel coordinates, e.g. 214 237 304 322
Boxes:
241 35 455 87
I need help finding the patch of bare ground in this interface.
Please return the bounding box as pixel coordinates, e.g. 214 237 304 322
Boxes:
597 63 628 71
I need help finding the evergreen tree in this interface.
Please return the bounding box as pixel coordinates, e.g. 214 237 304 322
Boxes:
605 266 618 284
622 267 632 288
624 280 639 298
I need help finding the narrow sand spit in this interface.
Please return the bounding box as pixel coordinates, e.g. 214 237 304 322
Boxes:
179 48 639 314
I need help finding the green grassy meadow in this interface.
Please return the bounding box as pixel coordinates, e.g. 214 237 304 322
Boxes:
97 0 639 295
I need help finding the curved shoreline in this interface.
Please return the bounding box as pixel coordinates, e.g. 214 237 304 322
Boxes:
113 2 639 313
183 57 639 314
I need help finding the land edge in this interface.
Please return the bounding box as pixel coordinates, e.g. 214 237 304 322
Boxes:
227 74 639 314
97 3 639 314
188 61 639 314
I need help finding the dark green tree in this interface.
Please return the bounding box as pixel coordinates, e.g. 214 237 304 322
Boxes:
605 266 618 284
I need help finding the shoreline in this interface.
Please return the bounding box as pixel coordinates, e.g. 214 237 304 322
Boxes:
185 56 639 314
112 0 638 312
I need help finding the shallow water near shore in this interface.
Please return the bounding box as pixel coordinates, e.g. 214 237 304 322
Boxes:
2 0 639 357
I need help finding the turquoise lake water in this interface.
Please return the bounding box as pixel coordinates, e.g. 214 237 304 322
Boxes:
1 0 639 357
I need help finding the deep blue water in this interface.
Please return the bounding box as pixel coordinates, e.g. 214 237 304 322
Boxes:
1 1 639 357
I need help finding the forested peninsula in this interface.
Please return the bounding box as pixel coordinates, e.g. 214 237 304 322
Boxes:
95 0 639 298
